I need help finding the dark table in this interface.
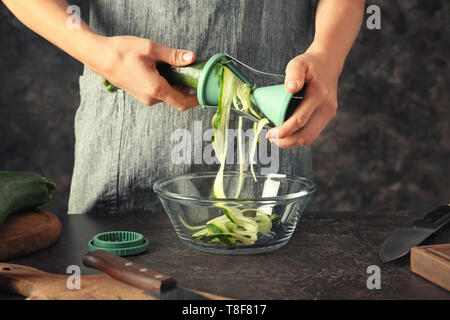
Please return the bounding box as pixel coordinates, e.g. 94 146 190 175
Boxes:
1 210 449 300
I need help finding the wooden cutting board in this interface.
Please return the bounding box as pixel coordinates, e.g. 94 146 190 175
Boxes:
0 209 62 261
0 263 227 300
411 244 450 291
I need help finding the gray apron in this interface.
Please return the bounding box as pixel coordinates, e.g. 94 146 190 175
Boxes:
68 0 317 215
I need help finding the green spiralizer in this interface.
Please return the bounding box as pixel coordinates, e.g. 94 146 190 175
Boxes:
104 53 305 127
195 53 304 127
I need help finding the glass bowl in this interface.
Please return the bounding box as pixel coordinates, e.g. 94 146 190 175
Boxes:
153 171 315 254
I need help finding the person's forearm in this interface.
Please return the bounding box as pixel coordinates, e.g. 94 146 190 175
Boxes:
2 0 106 72
2 0 199 109
307 0 365 77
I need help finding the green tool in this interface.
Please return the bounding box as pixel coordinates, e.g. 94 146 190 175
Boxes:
195 53 304 127
88 231 149 256
103 53 305 127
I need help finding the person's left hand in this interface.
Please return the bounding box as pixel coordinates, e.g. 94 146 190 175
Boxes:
266 51 340 148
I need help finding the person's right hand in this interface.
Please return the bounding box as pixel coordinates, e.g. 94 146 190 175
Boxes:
92 36 199 111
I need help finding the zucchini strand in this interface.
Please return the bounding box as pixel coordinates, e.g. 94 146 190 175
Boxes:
184 64 275 246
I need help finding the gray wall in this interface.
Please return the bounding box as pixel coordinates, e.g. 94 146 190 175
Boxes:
0 1 448 216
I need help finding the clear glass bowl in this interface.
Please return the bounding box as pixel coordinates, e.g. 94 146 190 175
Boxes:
153 171 316 254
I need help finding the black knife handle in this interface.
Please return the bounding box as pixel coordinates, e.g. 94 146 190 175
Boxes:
414 205 450 229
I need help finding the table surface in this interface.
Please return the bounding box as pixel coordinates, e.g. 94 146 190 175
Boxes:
0 210 449 300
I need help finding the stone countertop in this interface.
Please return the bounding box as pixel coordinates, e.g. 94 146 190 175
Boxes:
0 210 449 300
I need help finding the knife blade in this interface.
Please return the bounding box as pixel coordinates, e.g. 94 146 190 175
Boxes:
83 250 209 300
203 105 273 129
379 204 450 263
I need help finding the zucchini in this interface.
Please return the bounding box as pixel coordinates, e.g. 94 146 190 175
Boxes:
103 59 206 92
182 207 275 247
206 223 227 234
170 63 273 247
155 60 206 90
103 79 117 93
0 171 56 225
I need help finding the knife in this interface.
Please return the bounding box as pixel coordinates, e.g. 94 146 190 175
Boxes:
202 105 273 129
83 250 209 300
379 204 450 263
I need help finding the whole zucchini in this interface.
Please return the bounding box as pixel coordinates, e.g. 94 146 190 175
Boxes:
103 59 207 93
0 171 56 225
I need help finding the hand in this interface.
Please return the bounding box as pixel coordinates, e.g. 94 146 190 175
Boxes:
266 50 339 148
93 36 199 110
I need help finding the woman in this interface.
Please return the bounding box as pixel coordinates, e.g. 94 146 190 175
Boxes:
2 0 365 215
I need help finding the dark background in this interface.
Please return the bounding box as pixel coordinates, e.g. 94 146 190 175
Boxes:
0 1 448 216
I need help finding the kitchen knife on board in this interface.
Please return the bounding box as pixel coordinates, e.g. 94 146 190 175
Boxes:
379 204 450 263
83 250 210 300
